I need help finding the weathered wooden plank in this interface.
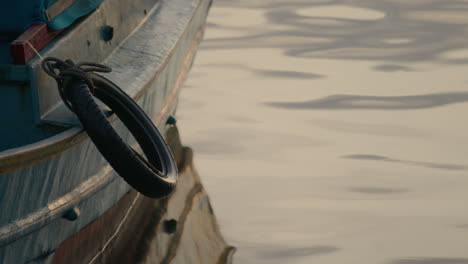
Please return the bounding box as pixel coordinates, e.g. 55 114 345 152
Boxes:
10 24 62 65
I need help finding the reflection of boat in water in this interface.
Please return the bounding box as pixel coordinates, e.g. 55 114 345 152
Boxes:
53 126 235 263
0 0 234 262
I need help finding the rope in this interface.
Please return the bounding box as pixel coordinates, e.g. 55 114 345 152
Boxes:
25 41 45 61
41 57 112 111
87 193 141 264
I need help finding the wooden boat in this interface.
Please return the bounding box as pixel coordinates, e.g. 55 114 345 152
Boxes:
0 0 234 263
51 127 235 264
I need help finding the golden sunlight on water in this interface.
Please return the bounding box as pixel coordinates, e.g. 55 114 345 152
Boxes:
178 0 468 263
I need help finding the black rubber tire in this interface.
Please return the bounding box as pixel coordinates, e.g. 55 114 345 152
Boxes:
65 74 177 198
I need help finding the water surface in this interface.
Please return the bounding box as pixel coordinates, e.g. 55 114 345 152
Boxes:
178 1 468 263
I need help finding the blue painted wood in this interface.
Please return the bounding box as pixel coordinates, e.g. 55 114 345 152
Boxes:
0 65 29 82
0 65 53 151
48 0 105 30
0 1 48 32
0 0 210 262
0 0 162 150
0 0 104 32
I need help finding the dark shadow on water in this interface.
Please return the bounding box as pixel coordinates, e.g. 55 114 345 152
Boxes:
189 127 325 159
315 120 426 138
206 22 220 28
344 154 468 171
207 0 468 66
265 92 468 110
190 139 245 155
390 258 468 264
349 187 408 194
256 246 339 259
373 64 414 72
254 69 325 79
200 63 326 80
227 115 261 124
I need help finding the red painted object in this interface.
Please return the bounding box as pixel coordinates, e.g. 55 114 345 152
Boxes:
10 24 62 65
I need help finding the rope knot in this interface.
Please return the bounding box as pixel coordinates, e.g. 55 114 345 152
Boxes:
41 57 112 111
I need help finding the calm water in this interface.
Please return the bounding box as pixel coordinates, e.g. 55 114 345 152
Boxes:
178 1 468 263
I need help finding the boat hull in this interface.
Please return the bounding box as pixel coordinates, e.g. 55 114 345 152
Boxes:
0 0 212 262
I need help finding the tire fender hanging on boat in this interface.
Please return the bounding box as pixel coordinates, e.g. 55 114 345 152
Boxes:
41 57 178 198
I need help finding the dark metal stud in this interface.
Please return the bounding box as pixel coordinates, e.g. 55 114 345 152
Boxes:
163 219 177 234
101 25 114 42
166 115 177 125
63 207 80 221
